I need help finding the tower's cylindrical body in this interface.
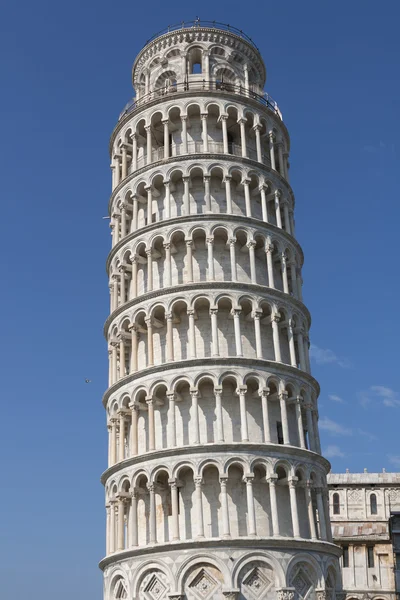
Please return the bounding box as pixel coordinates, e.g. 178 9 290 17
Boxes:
101 21 340 600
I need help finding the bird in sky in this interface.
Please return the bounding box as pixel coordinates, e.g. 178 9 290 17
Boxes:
85 378 92 383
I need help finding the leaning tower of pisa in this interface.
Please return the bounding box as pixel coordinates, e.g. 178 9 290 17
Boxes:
101 21 341 600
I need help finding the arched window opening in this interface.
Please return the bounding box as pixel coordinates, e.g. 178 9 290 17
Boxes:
333 492 340 515
188 48 202 75
370 493 377 515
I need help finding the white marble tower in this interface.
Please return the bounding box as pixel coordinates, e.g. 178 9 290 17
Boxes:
101 20 341 600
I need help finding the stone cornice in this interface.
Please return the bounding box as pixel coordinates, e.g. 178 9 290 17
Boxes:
110 91 289 155
101 356 319 407
108 152 294 210
106 214 303 272
98 537 341 571
104 280 311 336
100 442 331 485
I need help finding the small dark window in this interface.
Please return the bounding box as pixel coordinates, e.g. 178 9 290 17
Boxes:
370 493 377 515
333 493 340 515
368 546 375 568
277 421 284 444
343 545 349 568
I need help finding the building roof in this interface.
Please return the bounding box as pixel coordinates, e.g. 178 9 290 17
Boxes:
328 472 400 485
332 521 389 540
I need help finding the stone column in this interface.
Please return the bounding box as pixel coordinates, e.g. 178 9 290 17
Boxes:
146 248 153 293
170 479 180 541
282 200 291 234
148 484 157 543
269 131 276 170
232 308 243 356
288 319 297 367
118 411 126 462
147 397 155 450
129 324 138 373
201 113 209 152
290 261 298 299
130 255 138 298
118 334 126 379
119 266 126 305
237 386 249 442
272 313 282 362
229 238 237 281
214 386 224 442
323 490 333 542
220 477 231 538
243 179 252 217
283 151 290 181
254 124 262 162
225 175 233 214
167 392 176 447
221 115 228 153
296 329 307 371
111 342 118 383
278 142 285 177
145 126 152 165
305 404 316 451
113 214 120 244
266 244 275 288
316 487 328 540
244 476 257 536
117 498 125 550
207 237 214 280
129 402 138 456
268 476 279 536
260 388 271 443
186 239 193 282
163 242 172 287
204 175 211 212
110 417 117 465
106 504 111 554
183 177 190 215
114 155 120 187
190 389 200 444
313 411 321 453
131 133 138 172
129 490 138 547
146 186 153 225
132 194 139 231
274 190 282 228
181 116 188 154
247 241 256 283
145 317 154 366
253 310 263 358
281 252 289 294
289 477 301 537
112 274 119 311
296 397 306 449
162 119 169 159
187 309 196 359
194 477 205 538
120 203 127 238
210 308 219 356
260 185 268 222
166 312 174 362
109 500 116 553
306 482 318 539
239 118 247 157
164 180 171 219
279 391 290 444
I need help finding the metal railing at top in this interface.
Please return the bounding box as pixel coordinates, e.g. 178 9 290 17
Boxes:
143 20 259 51
118 80 282 122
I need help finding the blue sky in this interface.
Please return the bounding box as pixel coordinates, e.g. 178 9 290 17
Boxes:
1 1 399 598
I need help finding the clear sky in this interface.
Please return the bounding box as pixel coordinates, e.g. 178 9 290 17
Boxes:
1 1 399 598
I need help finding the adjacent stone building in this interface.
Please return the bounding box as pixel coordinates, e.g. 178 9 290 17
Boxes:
100 20 341 600
328 471 400 600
